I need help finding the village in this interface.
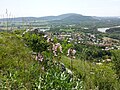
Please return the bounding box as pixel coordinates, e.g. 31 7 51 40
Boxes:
20 27 120 66
27 27 120 51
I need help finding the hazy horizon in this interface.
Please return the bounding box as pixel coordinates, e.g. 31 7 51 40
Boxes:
0 0 120 18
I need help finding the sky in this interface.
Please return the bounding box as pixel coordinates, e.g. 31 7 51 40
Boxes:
0 0 120 18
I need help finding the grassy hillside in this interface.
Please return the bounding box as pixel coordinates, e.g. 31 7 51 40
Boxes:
0 32 83 89
0 32 120 90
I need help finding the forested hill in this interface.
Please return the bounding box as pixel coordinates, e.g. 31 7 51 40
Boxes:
106 27 120 33
50 13 97 24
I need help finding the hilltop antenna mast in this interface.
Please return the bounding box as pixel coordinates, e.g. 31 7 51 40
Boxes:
13 15 15 30
2 15 5 29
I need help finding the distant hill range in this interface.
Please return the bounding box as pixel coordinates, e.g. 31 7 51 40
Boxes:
0 13 96 21
0 13 120 25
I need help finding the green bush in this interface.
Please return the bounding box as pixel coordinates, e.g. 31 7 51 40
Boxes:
23 33 49 53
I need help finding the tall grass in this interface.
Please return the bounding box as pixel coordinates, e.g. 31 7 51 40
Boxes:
60 56 120 90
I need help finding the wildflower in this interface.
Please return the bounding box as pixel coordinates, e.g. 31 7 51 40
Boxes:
67 48 76 59
52 43 63 56
36 52 44 62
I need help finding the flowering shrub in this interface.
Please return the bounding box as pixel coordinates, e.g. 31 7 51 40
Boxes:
67 48 76 59
52 43 63 56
